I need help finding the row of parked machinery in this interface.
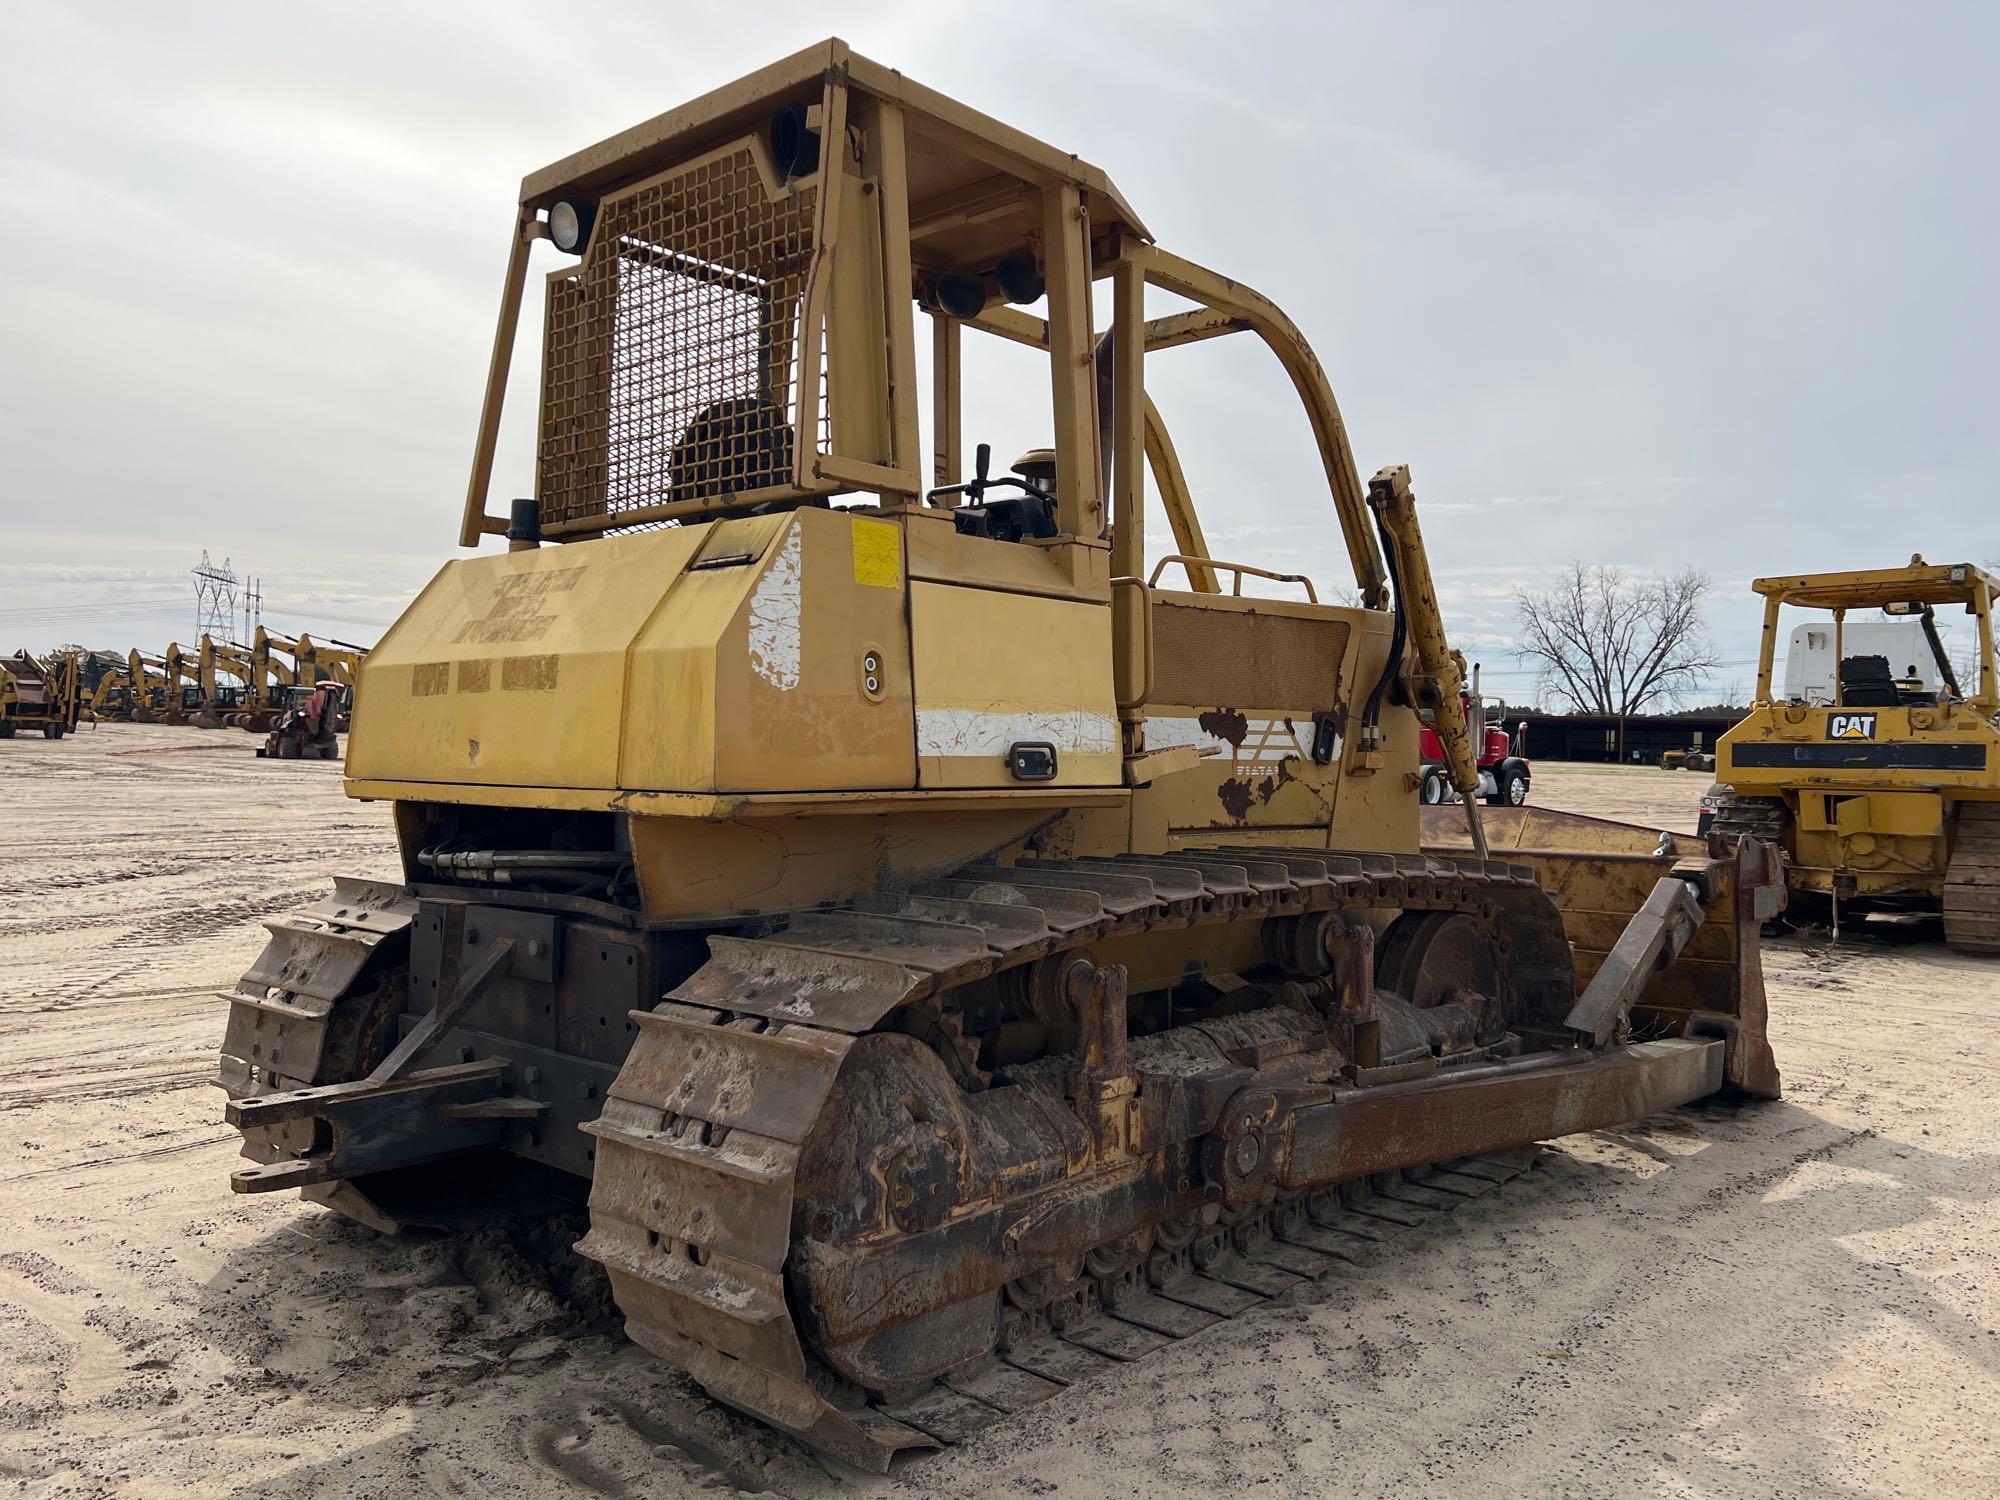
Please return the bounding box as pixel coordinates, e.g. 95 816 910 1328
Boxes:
1 630 366 757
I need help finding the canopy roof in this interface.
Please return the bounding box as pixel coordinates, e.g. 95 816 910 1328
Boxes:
1752 561 1998 611
520 37 1151 263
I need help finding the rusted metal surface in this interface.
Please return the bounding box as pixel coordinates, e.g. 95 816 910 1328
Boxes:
609 1011 849 1143
1423 802 1783 1098
585 1117 797 1268
1283 1040 1722 1186
780 1038 1717 1356
554 849 1748 1467
218 831 1769 1468
215 879 419 1096
670 936 925 1033
1562 877 1708 1044
226 1059 517 1193
370 932 518 1082
1716 837 1785 1098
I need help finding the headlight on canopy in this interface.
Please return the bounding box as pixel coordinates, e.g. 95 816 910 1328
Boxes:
548 198 596 254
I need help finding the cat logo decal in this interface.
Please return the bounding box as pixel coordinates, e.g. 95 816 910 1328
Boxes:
1827 712 1877 740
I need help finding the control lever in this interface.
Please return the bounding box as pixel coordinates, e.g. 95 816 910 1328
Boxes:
925 440 1039 507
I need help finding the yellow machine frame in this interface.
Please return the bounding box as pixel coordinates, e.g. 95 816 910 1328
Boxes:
1718 558 1999 938
221 45 1787 1469
0 650 82 738
362 39 1483 894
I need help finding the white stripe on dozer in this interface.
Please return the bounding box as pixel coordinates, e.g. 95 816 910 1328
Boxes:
917 707 1119 759
1145 715 1319 765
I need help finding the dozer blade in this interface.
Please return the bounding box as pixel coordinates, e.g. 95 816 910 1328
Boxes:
1424 803 1783 1097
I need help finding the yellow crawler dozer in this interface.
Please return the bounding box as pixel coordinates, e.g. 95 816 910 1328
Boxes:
218 43 1783 1469
1712 558 2000 950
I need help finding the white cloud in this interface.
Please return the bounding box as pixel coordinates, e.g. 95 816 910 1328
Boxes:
1 2 1992 671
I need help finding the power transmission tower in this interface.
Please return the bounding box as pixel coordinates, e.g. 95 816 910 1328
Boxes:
193 552 238 641
242 576 262 642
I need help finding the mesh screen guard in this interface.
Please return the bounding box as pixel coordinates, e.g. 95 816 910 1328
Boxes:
1149 602 1349 713
536 140 828 533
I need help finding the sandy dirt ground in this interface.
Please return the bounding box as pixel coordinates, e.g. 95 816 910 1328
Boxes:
2 727 1995 1498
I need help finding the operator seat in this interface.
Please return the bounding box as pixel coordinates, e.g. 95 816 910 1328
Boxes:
1837 654 1901 707
669 397 796 506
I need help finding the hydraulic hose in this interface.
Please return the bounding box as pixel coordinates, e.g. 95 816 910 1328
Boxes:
1361 503 1408 740
418 847 630 872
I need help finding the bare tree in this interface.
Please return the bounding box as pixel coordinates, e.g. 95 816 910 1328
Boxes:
1949 635 1983 697
1514 563 1720 760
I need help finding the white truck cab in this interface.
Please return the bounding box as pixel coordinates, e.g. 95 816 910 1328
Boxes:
1781 620 1939 704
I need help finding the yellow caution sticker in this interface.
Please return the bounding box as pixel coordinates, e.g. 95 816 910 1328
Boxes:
851 518 902 589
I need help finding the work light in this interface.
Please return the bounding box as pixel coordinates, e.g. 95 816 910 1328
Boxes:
548 199 595 254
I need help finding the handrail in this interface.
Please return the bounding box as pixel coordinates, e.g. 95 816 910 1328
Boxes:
1110 576 1155 711
1147 554 1318 603
1136 245 1386 608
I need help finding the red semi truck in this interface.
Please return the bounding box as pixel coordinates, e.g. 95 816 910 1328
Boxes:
1417 671 1530 806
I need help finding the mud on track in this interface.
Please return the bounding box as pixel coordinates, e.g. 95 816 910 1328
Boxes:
2 726 1995 1497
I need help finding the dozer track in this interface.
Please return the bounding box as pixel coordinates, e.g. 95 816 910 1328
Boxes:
1710 793 1789 848
220 848 1737 1469
565 849 1662 1468
1944 803 2000 953
217 876 419 1098
217 877 426 1226
602 1131 1546 1462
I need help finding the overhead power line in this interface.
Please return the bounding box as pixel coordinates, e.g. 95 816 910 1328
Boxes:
260 606 394 632
0 593 188 617
0 605 196 626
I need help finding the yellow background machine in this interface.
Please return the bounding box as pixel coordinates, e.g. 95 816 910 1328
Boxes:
1715 559 1999 950
1 650 81 739
219 44 1782 1467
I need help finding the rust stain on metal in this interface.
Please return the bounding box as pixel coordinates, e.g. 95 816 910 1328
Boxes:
1217 777 1254 820
1197 708 1249 746
1253 759 1297 805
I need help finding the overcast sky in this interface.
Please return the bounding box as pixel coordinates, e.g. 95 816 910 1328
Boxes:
2 2 1993 701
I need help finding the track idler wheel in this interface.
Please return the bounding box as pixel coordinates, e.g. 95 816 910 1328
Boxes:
1369 910 1513 1064
1377 911 1502 1006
